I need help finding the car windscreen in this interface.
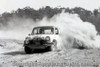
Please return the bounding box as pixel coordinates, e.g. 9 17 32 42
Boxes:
31 27 54 34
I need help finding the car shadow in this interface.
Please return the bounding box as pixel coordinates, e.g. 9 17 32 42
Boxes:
33 49 50 53
2 50 26 55
2 49 50 55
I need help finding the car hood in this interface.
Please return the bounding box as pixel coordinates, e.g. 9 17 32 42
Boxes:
26 34 54 39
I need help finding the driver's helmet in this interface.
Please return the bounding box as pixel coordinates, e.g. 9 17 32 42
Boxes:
39 29 44 34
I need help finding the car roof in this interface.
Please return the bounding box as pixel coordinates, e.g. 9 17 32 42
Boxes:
34 26 55 29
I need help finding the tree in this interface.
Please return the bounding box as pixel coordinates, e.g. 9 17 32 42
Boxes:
93 9 99 16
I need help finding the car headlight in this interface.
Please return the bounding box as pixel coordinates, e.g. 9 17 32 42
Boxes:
45 36 50 41
24 39 29 44
25 37 31 40
24 37 31 44
41 37 45 40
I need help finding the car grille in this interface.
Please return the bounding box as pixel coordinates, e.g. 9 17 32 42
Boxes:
29 38 45 45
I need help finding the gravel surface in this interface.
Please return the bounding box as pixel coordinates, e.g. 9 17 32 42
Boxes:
0 39 100 67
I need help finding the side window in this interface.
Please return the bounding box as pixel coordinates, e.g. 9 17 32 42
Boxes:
32 29 38 34
39 29 44 34
55 28 59 34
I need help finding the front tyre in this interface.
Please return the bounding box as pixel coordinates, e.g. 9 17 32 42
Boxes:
24 46 33 54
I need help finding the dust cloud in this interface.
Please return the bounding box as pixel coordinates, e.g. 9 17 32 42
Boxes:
0 12 100 49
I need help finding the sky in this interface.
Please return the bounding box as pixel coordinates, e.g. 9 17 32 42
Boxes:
0 0 100 14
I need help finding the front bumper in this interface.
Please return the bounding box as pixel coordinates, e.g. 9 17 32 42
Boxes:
24 40 53 49
24 45 47 49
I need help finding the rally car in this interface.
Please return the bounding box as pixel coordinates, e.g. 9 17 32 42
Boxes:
24 26 59 53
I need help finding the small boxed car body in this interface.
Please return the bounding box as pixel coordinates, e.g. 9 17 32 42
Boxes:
24 26 59 53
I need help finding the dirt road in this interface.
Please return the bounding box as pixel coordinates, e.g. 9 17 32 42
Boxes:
0 39 100 67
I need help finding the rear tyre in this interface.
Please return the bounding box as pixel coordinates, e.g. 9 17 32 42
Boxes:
24 46 33 54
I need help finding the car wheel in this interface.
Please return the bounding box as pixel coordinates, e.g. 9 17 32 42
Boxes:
51 40 57 51
46 46 51 51
24 46 33 54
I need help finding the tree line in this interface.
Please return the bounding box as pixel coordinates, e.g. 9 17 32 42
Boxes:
0 6 100 32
